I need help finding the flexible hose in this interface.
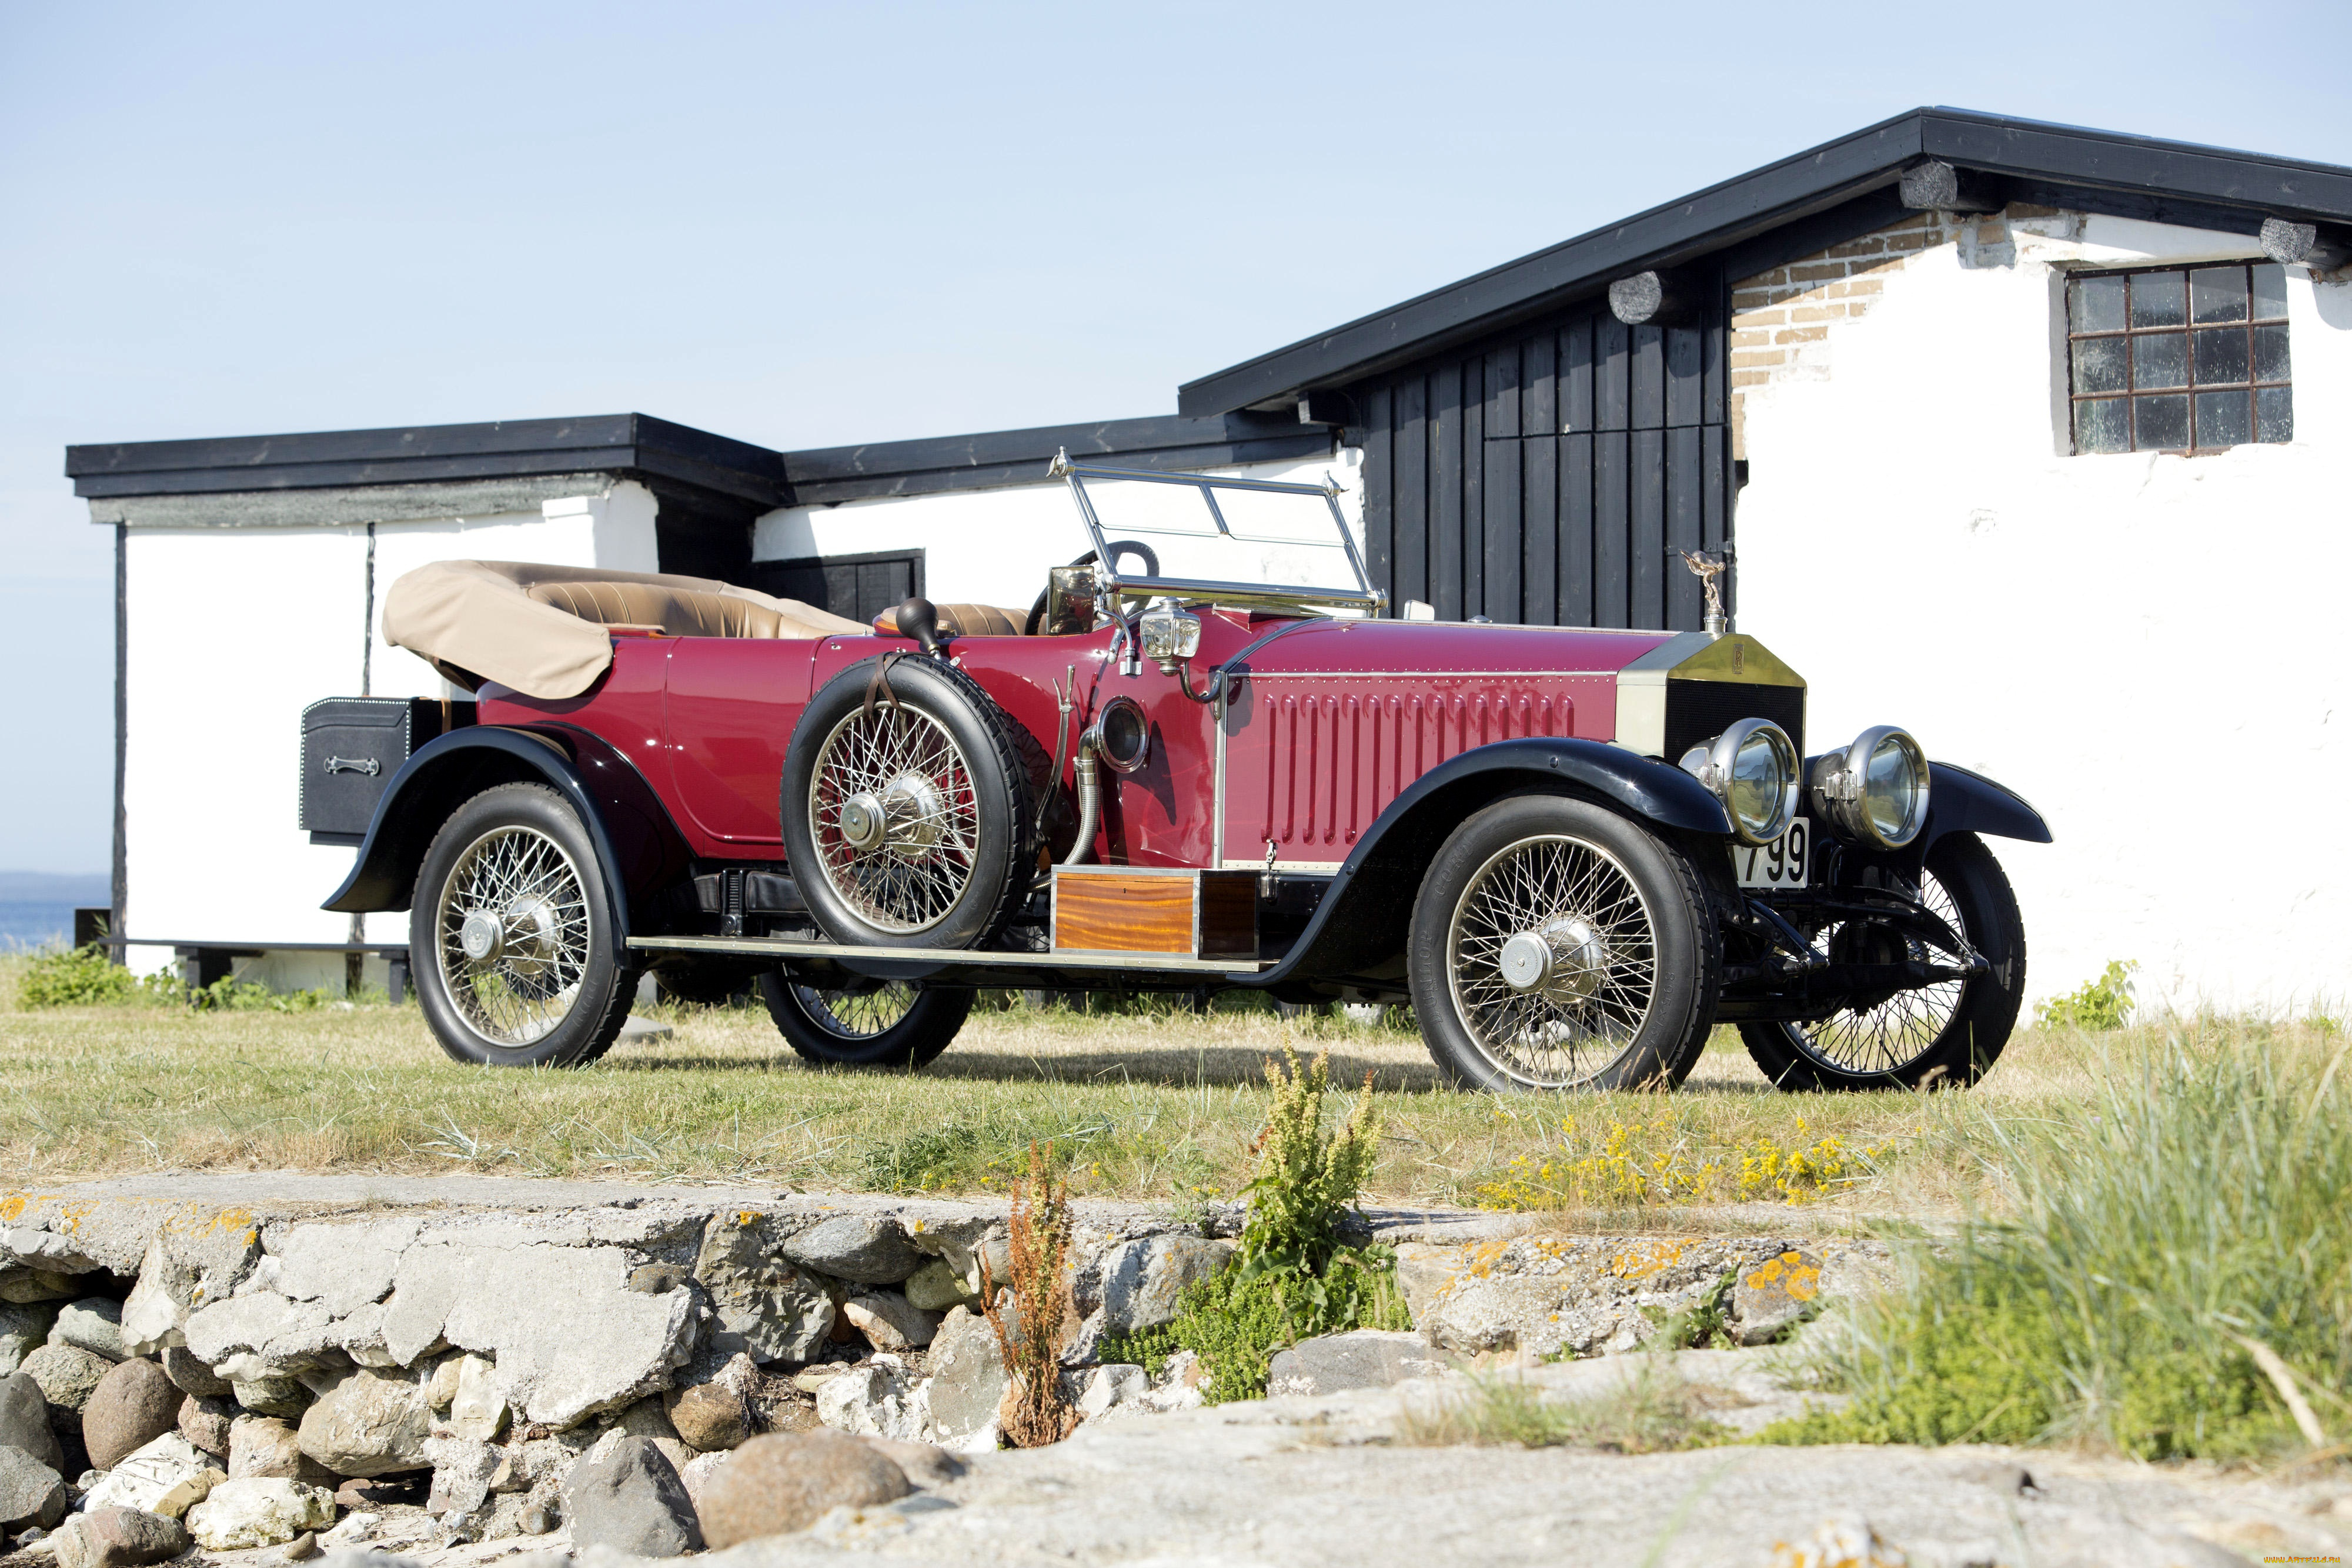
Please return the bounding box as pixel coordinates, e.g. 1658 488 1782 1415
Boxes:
1062 737 1100 865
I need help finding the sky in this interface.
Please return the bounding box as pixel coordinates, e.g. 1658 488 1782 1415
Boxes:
4 1 2348 875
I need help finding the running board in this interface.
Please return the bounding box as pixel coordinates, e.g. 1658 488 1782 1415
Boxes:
627 934 1270 975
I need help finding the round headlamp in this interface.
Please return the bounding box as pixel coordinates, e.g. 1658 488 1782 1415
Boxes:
1087 696 1152 774
1679 718 1798 847
1809 726 1930 850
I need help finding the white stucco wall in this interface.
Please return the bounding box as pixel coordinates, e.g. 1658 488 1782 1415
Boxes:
118 480 660 983
1734 214 2352 1018
751 452 1364 610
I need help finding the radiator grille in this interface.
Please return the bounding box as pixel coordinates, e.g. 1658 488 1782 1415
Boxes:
1663 680 1805 764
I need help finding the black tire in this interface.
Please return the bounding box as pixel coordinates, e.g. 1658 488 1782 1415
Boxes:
781 656 1036 950
410 783 637 1068
756 971 971 1068
1739 832 2026 1091
1407 793 1720 1092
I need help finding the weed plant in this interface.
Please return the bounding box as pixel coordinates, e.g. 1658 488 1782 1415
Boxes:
2034 959 2137 1031
14 944 350 1013
1765 1022 2352 1459
982 1144 1081 1446
1395 1361 1729 1452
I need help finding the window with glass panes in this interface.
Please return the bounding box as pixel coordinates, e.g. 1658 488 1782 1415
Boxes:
2067 263 2291 454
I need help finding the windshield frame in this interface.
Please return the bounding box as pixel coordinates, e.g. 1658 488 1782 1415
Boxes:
1049 452 1386 615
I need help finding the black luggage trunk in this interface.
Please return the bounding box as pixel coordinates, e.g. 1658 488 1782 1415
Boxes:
299 697 473 845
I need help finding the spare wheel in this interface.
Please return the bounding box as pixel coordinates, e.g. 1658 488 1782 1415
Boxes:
781 655 1037 950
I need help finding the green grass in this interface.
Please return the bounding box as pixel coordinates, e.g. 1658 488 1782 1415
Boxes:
1762 1018 2352 1460
1395 1361 1731 1452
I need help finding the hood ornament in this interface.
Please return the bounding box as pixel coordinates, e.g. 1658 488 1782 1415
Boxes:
1678 550 1729 637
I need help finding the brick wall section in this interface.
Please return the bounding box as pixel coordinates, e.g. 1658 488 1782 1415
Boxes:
1729 209 2015 456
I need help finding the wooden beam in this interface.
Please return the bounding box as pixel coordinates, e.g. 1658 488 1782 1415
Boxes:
1897 160 2004 213
1608 270 1702 328
2260 217 2352 272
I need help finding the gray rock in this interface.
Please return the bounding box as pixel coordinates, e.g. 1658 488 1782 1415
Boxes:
79 1432 204 1514
0 1445 67 1530
663 1353 754 1452
176 1394 235 1456
0 1268 81 1305
118 1219 265 1357
1267 1330 1462 1396
21 1341 111 1413
854 1436 965 1489
0 1302 57 1374
779 1215 923 1285
229 1373 311 1417
154 1345 230 1399
1732 1248 1825 1345
82 1359 182 1471
271 1221 419 1324
181 1291 337 1383
842 1292 938 1352
420 1436 499 1520
298 1367 432 1477
1067 1362 1149 1417
814 1363 925 1442
228 1415 333 1485
696 1430 910 1549
184 1476 338 1550
51 1503 188 1568
0 1369 64 1470
923 1306 1007 1453
693 1215 835 1365
445 1354 505 1441
901 1258 976 1313
560 1435 700 1558
1094 1235 1232 1335
49 1299 129 1363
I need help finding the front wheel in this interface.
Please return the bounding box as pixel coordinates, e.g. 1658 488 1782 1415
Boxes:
1738 832 2025 1091
410 783 637 1067
756 972 970 1069
1407 793 1720 1092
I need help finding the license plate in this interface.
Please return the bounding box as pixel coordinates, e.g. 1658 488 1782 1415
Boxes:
1731 818 1808 890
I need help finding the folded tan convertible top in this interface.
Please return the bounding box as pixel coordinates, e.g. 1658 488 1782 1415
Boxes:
382 560 866 700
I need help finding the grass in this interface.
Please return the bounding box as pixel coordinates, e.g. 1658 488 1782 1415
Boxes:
1395 1361 1732 1452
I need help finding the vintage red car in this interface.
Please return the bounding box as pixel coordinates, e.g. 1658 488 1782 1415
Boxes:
312 456 2047 1092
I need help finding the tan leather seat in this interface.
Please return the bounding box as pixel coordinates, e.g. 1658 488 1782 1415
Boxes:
527 580 830 639
871 603 1028 638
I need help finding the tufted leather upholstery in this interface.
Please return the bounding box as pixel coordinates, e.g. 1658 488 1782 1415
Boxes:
870 602 1028 638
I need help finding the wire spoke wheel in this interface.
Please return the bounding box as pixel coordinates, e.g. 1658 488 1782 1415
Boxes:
1786 870 1969 1075
791 981 918 1041
434 824 592 1048
1445 833 1660 1089
807 701 982 934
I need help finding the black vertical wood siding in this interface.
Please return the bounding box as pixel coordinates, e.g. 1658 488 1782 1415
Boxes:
1352 285 1731 630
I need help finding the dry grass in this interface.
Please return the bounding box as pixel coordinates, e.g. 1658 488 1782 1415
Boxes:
0 949 2209 1221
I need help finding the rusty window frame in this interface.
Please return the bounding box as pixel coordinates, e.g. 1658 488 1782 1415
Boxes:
2064 261 2293 455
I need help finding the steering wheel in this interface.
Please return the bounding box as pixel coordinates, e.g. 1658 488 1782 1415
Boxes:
1023 540 1161 635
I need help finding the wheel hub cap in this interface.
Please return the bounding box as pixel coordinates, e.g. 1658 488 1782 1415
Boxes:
1497 917 1609 1004
838 792 887 851
459 911 503 963
881 773 947 852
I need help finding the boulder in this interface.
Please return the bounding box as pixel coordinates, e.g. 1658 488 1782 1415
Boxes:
779 1216 923 1285
159 1346 232 1399
51 1505 189 1568
693 1216 836 1365
855 1436 964 1489
184 1476 338 1550
676 1449 729 1516
83 1359 182 1470
1266 1330 1462 1396
1067 1362 1149 1417
176 1394 235 1456
229 1415 335 1485
842 1293 938 1352
923 1307 1007 1453
117 1216 263 1356
420 1354 464 1412
1094 1236 1231 1336
229 1373 312 1418
446 1355 506 1442
1733 1249 1825 1346
0 1369 64 1470
663 1353 755 1452
901 1258 976 1313
695 1430 910 1549
1 1302 57 1375
813 1363 926 1443
420 1436 499 1520
298 1367 431 1477
0 1269 79 1305
560 1435 701 1558
0 1445 68 1530
151 1466 224 1521
49 1299 130 1363
80 1433 207 1513
21 1341 112 1413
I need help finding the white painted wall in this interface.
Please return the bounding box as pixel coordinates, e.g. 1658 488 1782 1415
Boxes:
752 452 1365 610
119 481 660 981
1735 215 2352 1018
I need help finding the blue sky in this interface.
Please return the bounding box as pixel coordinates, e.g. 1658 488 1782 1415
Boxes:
4 1 2348 874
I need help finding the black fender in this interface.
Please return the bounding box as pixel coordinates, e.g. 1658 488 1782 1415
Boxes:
321 725 695 940
1920 760 2052 849
1244 737 1731 991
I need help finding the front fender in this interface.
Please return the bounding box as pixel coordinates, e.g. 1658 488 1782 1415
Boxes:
1245 738 1731 991
1921 761 2052 849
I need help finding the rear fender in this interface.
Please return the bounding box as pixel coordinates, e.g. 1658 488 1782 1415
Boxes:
1248 738 1731 989
320 726 694 938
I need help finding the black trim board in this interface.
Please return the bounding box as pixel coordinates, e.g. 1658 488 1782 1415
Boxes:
1178 107 2352 416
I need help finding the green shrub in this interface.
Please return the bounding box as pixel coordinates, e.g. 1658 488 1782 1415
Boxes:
1104 1046 1408 1402
17 944 142 1008
1764 1027 2352 1459
2034 959 2137 1030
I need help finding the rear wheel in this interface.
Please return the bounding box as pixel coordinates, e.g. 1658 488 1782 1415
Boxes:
1738 832 2025 1091
756 972 970 1068
1407 794 1720 1092
410 783 636 1067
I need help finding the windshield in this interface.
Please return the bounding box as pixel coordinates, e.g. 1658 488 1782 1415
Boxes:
1053 454 1381 614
